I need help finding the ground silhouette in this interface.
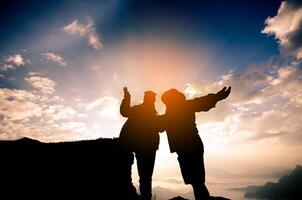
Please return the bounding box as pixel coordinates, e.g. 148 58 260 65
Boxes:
0 137 232 199
0 137 137 199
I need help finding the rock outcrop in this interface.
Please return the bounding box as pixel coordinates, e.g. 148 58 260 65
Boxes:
0 137 137 199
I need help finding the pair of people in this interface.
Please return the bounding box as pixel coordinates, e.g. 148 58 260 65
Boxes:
119 86 231 200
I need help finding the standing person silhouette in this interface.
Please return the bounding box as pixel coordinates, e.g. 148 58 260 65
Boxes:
119 87 163 200
160 86 231 200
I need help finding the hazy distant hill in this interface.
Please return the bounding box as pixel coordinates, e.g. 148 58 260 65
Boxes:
153 186 230 200
244 165 302 199
153 186 193 199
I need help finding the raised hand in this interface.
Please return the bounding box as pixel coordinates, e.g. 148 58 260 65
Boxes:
123 86 130 98
216 86 231 101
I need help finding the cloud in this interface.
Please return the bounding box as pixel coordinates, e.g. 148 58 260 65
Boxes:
0 71 124 141
0 116 90 142
0 73 92 142
244 165 302 199
0 64 14 71
44 104 76 121
63 20 88 36
41 52 67 66
6 54 25 66
185 62 302 147
155 178 184 184
262 1 302 59
63 17 102 50
86 96 119 118
25 74 56 94
0 88 42 121
1 54 26 70
0 66 127 141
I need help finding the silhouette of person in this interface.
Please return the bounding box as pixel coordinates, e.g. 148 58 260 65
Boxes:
119 87 163 200
160 87 231 200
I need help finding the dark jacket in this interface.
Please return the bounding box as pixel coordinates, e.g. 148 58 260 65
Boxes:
162 94 218 153
119 95 163 152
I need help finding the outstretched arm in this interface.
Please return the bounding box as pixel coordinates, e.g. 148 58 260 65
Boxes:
120 87 132 117
188 86 231 112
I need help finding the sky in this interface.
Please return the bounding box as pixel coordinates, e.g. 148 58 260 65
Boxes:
1 0 302 199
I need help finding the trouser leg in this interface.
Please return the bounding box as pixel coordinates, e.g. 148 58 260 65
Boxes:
192 183 209 200
192 152 209 200
135 151 156 200
177 149 210 200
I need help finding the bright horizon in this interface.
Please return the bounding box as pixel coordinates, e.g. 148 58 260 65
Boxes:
1 1 302 199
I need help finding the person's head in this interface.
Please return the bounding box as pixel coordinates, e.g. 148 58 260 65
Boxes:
161 89 186 108
144 91 156 104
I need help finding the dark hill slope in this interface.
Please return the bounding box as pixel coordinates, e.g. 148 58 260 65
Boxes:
0 137 137 199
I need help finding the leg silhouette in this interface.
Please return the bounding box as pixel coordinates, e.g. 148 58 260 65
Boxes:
136 151 156 200
177 149 209 200
193 183 210 200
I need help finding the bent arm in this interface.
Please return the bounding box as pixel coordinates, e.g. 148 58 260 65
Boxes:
120 95 131 117
120 87 132 117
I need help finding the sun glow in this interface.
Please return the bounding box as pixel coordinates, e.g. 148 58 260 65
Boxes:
92 38 212 95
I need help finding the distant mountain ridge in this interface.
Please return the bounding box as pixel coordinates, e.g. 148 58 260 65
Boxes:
153 186 193 199
154 186 230 200
244 165 302 199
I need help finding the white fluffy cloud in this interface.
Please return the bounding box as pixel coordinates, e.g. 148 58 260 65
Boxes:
41 52 67 66
262 1 302 59
63 17 102 50
25 74 56 94
0 72 125 141
0 88 42 121
6 54 25 66
0 73 93 142
1 54 26 70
